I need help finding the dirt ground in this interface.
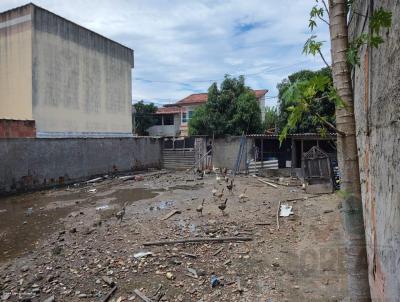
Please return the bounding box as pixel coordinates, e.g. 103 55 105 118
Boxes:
0 169 348 302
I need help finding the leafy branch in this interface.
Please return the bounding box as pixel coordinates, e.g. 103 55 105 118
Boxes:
347 8 392 66
278 74 343 144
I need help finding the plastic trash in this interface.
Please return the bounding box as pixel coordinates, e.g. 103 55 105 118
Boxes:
133 251 153 259
210 275 220 288
279 204 294 217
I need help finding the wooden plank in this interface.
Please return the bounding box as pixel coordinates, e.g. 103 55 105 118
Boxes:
143 237 252 246
161 210 181 220
256 177 278 188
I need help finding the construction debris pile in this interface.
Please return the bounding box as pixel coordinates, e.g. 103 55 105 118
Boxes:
0 170 347 301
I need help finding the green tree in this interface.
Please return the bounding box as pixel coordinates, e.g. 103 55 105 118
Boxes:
283 1 392 300
263 106 278 132
188 75 262 136
277 67 335 134
133 101 157 136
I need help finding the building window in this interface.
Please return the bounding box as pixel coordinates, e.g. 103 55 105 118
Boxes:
154 115 162 125
164 114 174 125
182 112 187 123
188 110 194 119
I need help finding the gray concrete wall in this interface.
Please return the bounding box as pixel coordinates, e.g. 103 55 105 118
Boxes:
31 4 134 137
0 137 161 193
350 1 400 299
213 136 253 171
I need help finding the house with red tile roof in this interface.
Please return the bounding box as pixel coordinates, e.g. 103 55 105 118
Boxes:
147 89 268 137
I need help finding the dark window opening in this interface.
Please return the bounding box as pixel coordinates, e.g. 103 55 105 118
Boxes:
154 115 162 126
163 114 174 125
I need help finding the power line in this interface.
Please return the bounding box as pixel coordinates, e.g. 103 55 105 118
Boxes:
133 60 310 85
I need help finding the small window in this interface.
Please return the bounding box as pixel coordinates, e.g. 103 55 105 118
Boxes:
164 114 174 125
188 110 194 119
182 112 187 123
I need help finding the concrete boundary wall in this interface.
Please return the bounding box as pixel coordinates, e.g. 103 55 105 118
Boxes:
213 137 253 171
0 137 161 193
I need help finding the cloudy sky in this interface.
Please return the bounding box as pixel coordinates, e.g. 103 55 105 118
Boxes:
1 0 330 107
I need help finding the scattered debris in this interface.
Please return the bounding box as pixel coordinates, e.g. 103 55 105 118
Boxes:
101 286 117 302
87 177 103 184
134 289 153 302
210 275 220 288
236 277 243 293
143 236 252 246
133 251 153 259
280 204 294 217
88 188 97 193
101 276 115 287
186 267 198 278
26 207 33 216
165 272 175 280
42 295 55 302
119 175 135 181
96 205 110 210
256 177 278 188
161 209 181 220
213 247 224 256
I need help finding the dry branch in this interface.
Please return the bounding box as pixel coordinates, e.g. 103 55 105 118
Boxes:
143 237 252 246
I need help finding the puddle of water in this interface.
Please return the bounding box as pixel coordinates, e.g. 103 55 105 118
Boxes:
0 187 159 263
0 192 79 263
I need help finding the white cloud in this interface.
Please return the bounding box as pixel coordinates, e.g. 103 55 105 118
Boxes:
0 0 331 106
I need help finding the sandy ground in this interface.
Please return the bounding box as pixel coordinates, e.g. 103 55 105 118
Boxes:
0 170 348 302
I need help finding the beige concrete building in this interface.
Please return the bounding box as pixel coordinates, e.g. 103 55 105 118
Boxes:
0 4 134 137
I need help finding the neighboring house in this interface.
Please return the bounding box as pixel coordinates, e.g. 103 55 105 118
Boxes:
0 4 134 138
147 89 268 137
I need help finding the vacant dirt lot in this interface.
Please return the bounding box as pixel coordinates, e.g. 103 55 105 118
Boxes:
0 170 347 301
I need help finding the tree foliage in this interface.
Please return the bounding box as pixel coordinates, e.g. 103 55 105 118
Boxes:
264 106 278 132
133 101 157 136
279 1 392 143
277 68 336 137
189 75 262 136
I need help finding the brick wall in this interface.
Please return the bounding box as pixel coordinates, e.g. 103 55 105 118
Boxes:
0 119 36 138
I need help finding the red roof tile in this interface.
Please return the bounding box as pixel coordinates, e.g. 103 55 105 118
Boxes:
155 89 268 113
175 89 268 106
156 106 181 114
176 93 208 106
254 89 268 98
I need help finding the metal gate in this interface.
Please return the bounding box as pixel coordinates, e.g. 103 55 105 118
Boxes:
162 137 196 170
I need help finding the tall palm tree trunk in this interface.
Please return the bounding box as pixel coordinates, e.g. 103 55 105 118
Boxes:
328 1 371 300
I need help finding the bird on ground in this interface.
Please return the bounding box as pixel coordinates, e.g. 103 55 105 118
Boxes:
214 188 224 199
239 188 248 202
196 199 205 216
218 198 228 216
115 203 127 223
226 179 234 194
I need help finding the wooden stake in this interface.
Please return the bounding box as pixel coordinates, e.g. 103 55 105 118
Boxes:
276 200 281 230
256 177 278 188
101 286 117 302
143 236 252 246
134 289 153 302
